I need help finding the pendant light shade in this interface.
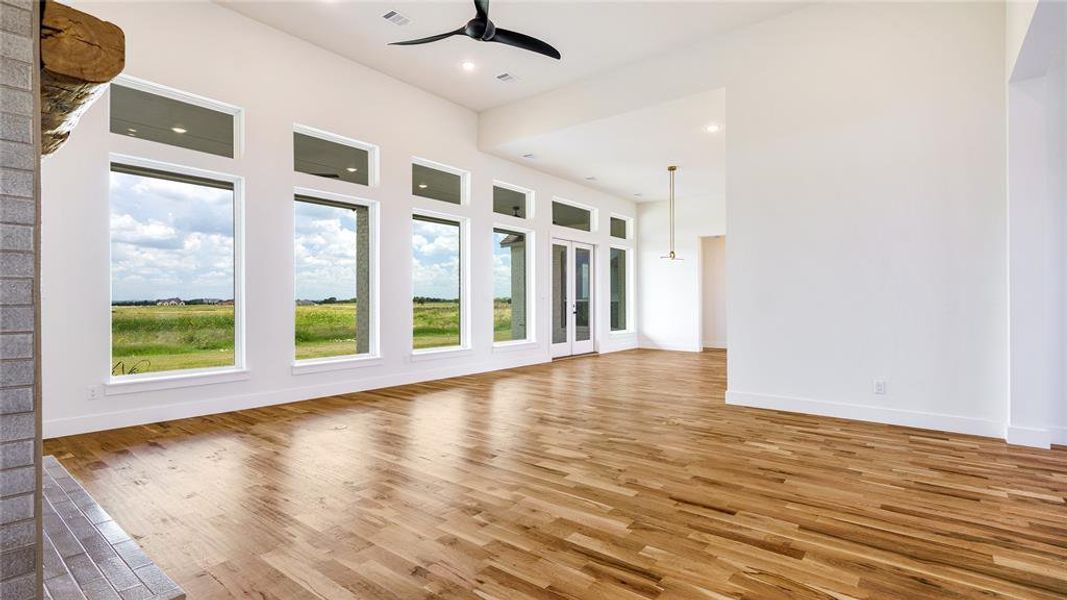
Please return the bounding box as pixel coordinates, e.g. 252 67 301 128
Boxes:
661 165 682 260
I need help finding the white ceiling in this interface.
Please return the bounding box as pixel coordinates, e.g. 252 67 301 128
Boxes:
496 88 725 203
220 1 800 111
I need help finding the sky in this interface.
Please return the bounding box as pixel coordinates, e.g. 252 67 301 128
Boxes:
111 170 516 302
294 201 357 300
412 219 460 300
110 171 234 302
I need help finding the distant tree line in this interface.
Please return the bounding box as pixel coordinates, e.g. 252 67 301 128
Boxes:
112 298 233 306
412 297 460 304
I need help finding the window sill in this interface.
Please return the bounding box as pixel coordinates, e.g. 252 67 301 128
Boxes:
105 368 250 396
491 340 539 353
409 346 472 362
609 330 637 336
291 355 382 375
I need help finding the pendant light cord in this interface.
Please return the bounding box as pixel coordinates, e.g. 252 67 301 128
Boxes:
667 165 677 259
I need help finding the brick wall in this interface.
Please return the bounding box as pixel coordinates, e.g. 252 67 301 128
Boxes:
0 0 40 598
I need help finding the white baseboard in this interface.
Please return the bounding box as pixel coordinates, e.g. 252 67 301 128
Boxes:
1053 427 1067 446
1004 425 1052 449
43 354 545 438
726 390 1004 439
702 339 727 349
637 337 703 353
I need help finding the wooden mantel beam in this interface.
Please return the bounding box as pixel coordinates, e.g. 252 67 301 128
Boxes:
40 1 124 156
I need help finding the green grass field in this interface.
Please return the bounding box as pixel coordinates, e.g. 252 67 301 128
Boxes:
111 301 519 375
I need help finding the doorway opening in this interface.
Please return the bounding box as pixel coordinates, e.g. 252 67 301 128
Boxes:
701 235 727 350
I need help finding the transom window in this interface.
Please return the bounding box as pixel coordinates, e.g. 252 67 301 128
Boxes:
610 217 629 239
552 200 593 232
109 162 240 376
293 126 374 186
493 184 530 219
110 80 237 158
412 161 466 205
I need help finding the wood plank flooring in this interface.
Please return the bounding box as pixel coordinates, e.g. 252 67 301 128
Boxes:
44 349 1067 599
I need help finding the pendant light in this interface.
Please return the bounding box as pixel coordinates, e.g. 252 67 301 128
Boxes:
661 165 682 260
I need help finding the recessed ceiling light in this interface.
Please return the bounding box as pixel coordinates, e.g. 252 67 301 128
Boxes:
705 123 720 134
418 183 428 189
585 176 597 181
461 61 476 72
171 126 187 134
521 153 535 159
346 167 358 172
633 193 643 197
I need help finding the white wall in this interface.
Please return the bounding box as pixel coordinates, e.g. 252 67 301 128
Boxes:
701 236 727 349
483 3 1010 439
637 192 725 352
40 1 636 437
1006 0 1067 447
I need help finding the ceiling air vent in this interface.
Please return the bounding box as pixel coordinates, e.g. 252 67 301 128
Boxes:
496 72 518 83
382 10 411 26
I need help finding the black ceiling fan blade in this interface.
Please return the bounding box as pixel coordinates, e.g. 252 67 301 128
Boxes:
490 28 561 60
390 28 465 46
474 0 489 21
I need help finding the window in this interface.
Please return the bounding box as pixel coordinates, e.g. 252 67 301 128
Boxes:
293 195 372 360
109 163 238 376
610 217 628 239
110 81 237 158
293 128 372 186
493 184 529 218
610 248 628 331
493 229 527 342
552 201 592 232
412 214 462 349
412 161 464 205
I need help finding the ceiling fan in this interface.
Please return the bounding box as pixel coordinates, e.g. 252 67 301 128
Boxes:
389 0 561 60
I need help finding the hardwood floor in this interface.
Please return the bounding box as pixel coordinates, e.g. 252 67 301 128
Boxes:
44 349 1067 599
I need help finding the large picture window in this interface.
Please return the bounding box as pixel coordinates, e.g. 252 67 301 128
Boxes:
493 229 527 342
109 163 238 376
412 214 462 349
610 248 628 332
293 195 372 360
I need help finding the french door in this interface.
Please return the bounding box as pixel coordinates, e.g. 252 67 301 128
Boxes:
551 239 595 357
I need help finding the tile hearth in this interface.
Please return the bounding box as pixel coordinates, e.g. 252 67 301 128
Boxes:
43 456 184 600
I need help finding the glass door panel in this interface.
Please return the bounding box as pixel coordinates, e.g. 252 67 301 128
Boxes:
552 243 568 345
575 247 591 342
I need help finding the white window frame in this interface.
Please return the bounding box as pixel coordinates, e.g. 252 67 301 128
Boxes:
110 74 245 159
411 157 470 207
104 153 247 393
492 180 535 220
609 213 633 240
608 243 636 335
551 196 598 233
411 208 471 359
293 123 381 188
491 222 536 348
291 187 382 374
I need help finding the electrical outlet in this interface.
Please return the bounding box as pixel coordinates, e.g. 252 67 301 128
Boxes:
87 385 102 400
873 380 887 395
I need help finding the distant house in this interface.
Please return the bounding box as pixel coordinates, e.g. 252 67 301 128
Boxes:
219 299 235 306
156 298 184 306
